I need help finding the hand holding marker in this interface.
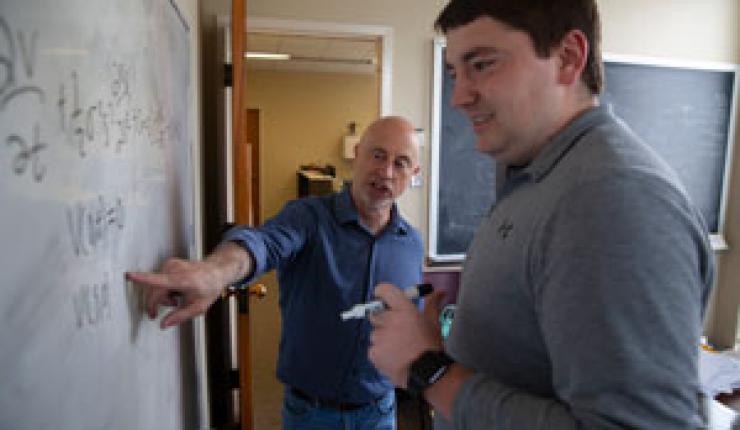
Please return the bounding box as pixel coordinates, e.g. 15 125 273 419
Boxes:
340 283 434 320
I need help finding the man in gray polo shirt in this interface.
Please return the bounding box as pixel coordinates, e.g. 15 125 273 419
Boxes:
368 0 715 429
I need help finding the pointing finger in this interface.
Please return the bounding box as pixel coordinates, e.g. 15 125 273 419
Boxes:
126 271 178 290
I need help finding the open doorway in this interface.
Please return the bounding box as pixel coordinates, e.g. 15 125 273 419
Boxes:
243 21 388 430
245 31 381 221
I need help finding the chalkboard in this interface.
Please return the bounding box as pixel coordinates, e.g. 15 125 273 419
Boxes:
601 55 737 249
429 40 737 262
0 1 201 429
429 40 498 262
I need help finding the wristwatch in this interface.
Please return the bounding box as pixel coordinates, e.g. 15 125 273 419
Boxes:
407 350 454 395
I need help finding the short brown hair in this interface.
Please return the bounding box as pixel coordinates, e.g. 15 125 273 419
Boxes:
435 0 603 94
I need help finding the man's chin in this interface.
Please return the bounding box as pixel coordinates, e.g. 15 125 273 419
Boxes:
475 135 497 152
476 139 509 161
366 198 394 212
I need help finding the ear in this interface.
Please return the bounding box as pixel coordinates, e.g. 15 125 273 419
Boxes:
556 29 589 86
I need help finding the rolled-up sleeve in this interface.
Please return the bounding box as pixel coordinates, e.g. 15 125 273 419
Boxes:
221 200 316 285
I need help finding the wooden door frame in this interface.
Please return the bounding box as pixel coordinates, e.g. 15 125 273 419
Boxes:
232 0 252 226
245 108 261 225
230 2 256 430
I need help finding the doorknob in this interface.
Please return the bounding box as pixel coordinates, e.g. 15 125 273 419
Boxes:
222 283 267 314
247 283 267 299
222 283 267 299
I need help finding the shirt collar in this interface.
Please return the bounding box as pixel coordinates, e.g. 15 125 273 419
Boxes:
334 183 408 236
518 104 613 182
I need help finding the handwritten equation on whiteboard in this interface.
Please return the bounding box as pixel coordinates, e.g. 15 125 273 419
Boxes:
0 16 172 181
0 13 183 331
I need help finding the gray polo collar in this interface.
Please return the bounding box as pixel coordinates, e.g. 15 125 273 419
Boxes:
521 104 613 183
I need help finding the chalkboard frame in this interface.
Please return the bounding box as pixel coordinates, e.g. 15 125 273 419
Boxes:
429 38 738 262
430 38 464 263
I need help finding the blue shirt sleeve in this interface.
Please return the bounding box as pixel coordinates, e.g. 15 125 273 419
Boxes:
221 199 317 285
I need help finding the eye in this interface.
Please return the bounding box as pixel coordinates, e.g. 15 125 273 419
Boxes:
371 150 388 164
472 59 496 73
394 158 410 169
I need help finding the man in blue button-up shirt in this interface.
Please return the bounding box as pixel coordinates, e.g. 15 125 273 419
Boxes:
127 116 424 429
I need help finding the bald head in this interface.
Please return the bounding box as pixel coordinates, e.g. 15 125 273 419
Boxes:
359 116 417 150
351 116 421 217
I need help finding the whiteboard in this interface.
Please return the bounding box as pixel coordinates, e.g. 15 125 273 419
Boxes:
0 0 200 429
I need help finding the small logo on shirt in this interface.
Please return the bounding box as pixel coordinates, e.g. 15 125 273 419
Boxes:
497 219 513 239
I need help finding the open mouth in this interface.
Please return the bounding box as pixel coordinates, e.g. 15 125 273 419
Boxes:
470 113 494 133
370 180 392 197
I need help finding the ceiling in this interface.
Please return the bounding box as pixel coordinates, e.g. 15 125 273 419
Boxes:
245 32 379 74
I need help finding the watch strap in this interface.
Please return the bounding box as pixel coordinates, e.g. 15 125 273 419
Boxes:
407 350 454 396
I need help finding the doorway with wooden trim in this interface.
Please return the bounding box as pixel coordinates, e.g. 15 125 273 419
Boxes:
241 20 390 430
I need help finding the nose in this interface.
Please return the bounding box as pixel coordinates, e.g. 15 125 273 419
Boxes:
378 159 394 179
450 73 477 109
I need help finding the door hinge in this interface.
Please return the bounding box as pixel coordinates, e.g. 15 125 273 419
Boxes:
224 63 233 87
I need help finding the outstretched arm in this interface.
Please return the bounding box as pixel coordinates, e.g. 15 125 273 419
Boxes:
126 241 253 329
